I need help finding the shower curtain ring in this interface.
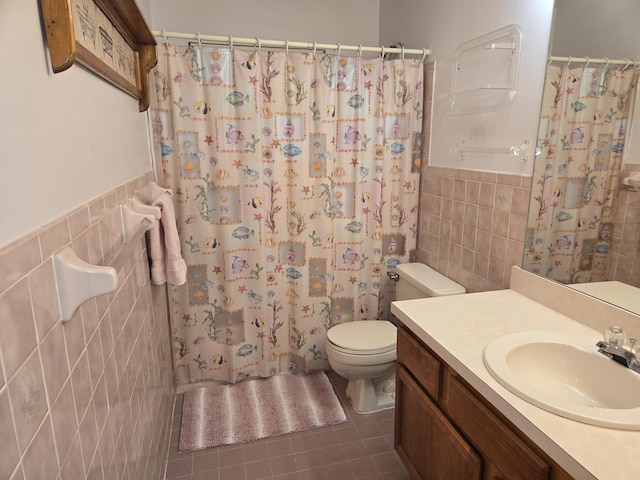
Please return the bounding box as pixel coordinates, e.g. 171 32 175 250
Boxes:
255 37 261 53
285 39 289 54
196 32 202 48
380 45 385 59
162 29 168 44
401 45 405 61
229 34 234 49
566 56 572 68
623 58 631 71
421 48 427 63
312 41 317 57
604 58 610 70
336 43 341 56
584 56 590 68
357 44 363 58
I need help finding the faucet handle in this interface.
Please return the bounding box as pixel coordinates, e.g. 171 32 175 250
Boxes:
604 326 625 347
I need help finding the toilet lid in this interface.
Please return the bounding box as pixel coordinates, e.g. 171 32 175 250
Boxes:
327 321 396 354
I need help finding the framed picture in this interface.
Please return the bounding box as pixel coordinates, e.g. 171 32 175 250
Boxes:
40 0 157 111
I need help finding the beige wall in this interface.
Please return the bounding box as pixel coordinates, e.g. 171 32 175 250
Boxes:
0 174 174 480
551 0 640 59
0 1 153 248
149 0 381 47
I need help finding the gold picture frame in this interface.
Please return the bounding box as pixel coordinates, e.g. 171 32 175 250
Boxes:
40 0 157 111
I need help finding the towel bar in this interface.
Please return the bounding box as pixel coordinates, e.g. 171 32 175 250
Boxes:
53 198 157 322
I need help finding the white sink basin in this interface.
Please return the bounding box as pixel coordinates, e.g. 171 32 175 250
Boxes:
483 331 640 430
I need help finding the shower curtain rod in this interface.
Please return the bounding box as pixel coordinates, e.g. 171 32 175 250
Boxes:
548 55 639 68
152 30 431 59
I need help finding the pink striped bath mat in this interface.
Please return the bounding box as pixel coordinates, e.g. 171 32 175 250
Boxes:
179 371 346 452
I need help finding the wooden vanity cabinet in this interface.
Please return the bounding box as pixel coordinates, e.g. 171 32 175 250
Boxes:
396 366 483 479
395 323 573 480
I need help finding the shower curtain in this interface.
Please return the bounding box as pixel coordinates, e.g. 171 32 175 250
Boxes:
523 64 637 283
150 43 424 384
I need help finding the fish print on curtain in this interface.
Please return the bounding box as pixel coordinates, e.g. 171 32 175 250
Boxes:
523 65 637 284
151 43 423 384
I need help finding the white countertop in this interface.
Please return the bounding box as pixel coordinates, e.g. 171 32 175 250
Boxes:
391 288 640 480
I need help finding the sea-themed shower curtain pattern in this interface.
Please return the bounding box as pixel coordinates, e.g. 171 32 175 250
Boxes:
523 64 637 283
151 43 423 384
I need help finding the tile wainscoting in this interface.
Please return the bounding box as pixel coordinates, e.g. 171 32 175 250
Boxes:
417 164 640 292
417 166 532 292
610 164 640 286
0 173 175 480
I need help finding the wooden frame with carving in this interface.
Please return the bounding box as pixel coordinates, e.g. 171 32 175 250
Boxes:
40 0 157 111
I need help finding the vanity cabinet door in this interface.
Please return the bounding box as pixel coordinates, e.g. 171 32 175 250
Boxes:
395 365 483 480
442 371 550 480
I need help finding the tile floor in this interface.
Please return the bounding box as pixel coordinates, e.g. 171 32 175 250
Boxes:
164 371 410 480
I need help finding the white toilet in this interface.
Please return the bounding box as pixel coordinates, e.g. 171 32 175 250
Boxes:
326 263 466 413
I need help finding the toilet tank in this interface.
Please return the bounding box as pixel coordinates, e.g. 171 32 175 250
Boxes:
395 263 466 300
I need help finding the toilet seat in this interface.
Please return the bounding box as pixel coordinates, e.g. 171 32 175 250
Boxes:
327 321 396 355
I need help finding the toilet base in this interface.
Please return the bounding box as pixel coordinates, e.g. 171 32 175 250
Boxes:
345 371 396 414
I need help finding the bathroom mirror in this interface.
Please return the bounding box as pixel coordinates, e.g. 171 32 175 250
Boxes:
523 0 640 313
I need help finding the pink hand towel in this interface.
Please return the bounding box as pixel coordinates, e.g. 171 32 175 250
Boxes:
149 192 187 285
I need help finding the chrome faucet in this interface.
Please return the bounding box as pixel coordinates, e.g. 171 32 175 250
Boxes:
596 335 640 374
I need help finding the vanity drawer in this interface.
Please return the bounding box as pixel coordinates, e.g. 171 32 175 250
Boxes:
442 371 550 480
397 325 441 400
